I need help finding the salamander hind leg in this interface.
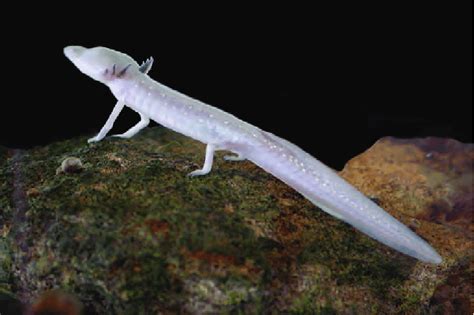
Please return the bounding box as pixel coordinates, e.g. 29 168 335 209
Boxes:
223 152 245 161
188 144 216 177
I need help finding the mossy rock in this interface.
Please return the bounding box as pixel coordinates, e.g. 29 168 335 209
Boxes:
0 128 471 314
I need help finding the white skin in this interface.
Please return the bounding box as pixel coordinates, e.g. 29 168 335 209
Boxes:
79 51 239 175
64 46 442 264
88 59 153 143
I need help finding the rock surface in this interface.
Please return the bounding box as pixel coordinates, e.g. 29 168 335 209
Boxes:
0 128 472 314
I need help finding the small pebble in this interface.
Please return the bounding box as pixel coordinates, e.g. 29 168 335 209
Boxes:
28 290 83 315
56 157 84 174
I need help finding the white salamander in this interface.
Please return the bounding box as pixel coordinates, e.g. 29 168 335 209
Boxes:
64 46 442 264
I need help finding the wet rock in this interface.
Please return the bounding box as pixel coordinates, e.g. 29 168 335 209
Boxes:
0 129 471 314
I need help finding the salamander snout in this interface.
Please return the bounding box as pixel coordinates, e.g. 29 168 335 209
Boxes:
64 45 140 85
64 46 86 61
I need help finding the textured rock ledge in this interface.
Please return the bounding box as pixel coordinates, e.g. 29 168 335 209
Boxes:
0 128 472 314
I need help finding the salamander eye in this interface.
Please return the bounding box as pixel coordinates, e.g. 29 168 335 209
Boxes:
103 64 116 76
103 64 131 78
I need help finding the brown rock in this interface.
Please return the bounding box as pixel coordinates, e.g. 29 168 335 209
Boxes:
1 129 472 314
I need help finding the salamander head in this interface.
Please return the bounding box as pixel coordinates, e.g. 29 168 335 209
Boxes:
64 46 140 84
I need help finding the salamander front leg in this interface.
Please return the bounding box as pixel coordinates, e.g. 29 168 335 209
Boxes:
188 144 216 177
112 112 150 139
88 101 125 143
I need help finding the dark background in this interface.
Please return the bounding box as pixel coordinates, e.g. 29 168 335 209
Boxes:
1 4 471 170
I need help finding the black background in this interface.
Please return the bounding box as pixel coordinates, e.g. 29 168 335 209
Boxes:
1 3 471 170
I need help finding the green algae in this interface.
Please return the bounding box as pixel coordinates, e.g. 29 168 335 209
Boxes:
0 147 12 293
